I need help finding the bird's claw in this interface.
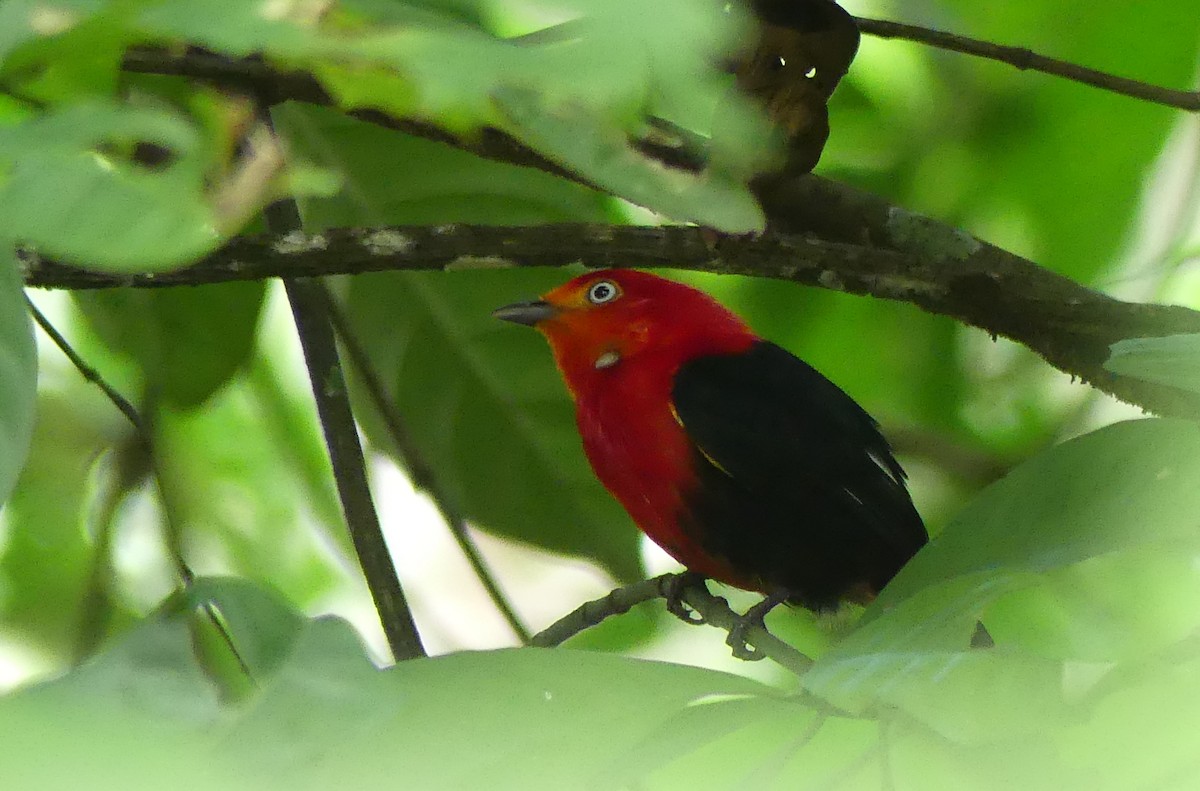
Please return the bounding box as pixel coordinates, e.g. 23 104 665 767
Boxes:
725 590 791 662
662 572 708 625
726 624 767 661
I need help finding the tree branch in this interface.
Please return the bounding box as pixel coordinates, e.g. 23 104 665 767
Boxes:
318 283 531 644
267 197 426 662
120 48 578 180
855 17 1199 112
25 215 1200 419
531 573 813 678
51 37 1200 424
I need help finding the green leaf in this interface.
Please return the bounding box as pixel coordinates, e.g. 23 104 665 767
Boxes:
983 546 1200 662
803 418 1200 734
0 387 116 661
1105 334 1200 395
150 373 349 606
223 642 786 790
807 642 1071 741
138 0 766 224
183 576 307 680
346 270 642 581
0 246 36 507
1055 656 1200 791
274 106 642 579
494 88 765 233
875 418 1200 610
0 0 119 67
5 577 1199 791
273 103 617 224
0 100 225 270
0 610 219 789
73 281 266 408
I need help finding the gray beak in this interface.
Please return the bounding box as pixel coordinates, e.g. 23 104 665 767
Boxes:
492 300 558 326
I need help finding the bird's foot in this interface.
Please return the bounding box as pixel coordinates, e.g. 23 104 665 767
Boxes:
726 589 792 661
661 572 708 625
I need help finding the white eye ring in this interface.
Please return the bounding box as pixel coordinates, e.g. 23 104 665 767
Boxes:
587 280 620 305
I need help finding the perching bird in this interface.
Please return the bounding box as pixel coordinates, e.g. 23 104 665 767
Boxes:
494 269 927 631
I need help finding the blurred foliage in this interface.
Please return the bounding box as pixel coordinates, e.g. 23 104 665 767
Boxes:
0 246 36 508
6 490 1200 791
1106 333 1200 394
0 0 1199 788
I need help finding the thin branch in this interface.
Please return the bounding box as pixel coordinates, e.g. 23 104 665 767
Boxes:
26 297 255 683
25 296 146 434
530 576 665 646
531 573 814 678
25 215 1200 419
319 283 531 644
855 17 1200 112
154 457 259 693
271 201 426 662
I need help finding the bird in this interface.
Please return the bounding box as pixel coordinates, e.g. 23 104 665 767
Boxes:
494 269 928 651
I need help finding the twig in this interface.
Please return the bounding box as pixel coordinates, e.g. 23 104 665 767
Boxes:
25 296 146 434
531 573 814 678
24 215 1200 420
26 297 254 683
153 457 259 692
271 210 425 661
855 17 1199 112
530 576 666 646
318 284 531 644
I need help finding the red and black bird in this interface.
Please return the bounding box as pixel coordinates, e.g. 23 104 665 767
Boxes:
495 269 926 622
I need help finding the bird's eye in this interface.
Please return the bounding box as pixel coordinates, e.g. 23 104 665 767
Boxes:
587 280 620 305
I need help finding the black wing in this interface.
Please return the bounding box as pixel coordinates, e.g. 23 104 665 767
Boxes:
671 340 926 610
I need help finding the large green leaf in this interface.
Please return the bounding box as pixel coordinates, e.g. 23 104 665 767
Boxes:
0 246 36 507
0 0 131 111
72 281 266 408
4 576 1200 790
0 100 223 270
0 579 802 790
494 87 765 232
873 418 1200 610
133 0 765 230
223 641 794 790
803 418 1200 732
275 105 642 579
0 609 219 790
346 269 642 580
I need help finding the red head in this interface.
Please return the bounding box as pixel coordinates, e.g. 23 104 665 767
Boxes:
494 270 758 399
